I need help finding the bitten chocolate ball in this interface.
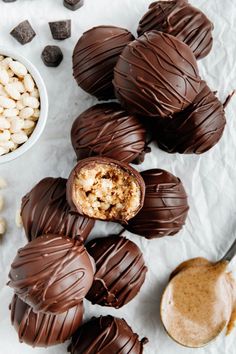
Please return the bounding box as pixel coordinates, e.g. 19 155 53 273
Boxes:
8 235 95 314
156 81 227 154
69 315 148 354
114 31 201 118
86 236 147 308
21 177 94 242
72 26 134 100
137 0 213 60
126 169 189 238
67 157 145 222
10 295 83 347
71 103 149 164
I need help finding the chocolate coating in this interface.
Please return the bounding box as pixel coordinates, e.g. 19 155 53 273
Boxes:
72 26 134 100
126 169 189 238
8 235 95 314
137 0 213 60
156 81 226 154
10 295 83 347
71 103 148 164
86 236 147 308
21 177 94 242
69 315 148 354
114 31 201 118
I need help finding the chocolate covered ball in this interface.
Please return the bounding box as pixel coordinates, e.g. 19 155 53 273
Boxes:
137 0 213 60
67 157 145 222
72 26 134 100
126 169 189 238
8 235 95 314
71 103 149 164
86 236 147 308
114 31 201 118
69 315 148 354
156 81 227 154
21 177 94 242
10 295 83 347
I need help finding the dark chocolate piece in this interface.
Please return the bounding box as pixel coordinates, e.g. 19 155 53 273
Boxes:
3 0 17 2
71 103 149 164
126 169 189 238
69 315 148 354
49 20 71 40
21 177 94 242
156 81 227 154
64 0 83 11
113 31 201 118
67 157 145 222
137 0 213 60
10 295 83 347
10 20 36 45
41 45 63 67
8 235 95 314
72 26 134 100
86 236 147 308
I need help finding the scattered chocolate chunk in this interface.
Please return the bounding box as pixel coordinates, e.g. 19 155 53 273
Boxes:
41 45 63 67
10 20 36 45
64 0 84 11
49 20 71 40
3 0 17 2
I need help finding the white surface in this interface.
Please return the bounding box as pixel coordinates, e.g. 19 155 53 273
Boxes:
0 0 236 353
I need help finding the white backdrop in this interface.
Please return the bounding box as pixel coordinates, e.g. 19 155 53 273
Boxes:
0 0 236 353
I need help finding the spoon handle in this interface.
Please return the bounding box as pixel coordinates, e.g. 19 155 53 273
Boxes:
221 238 236 262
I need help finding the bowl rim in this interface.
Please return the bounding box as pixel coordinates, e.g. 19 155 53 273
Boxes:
0 48 48 164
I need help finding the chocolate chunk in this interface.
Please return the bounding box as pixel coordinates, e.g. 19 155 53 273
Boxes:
10 20 36 45
71 103 149 164
126 169 189 238
72 26 134 100
64 0 83 11
86 236 147 308
69 316 148 354
113 31 201 118
10 295 83 347
21 177 94 242
41 45 63 67
66 157 145 222
8 235 95 314
49 20 71 40
3 0 17 2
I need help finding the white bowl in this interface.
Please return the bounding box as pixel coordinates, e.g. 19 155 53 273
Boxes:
0 48 48 164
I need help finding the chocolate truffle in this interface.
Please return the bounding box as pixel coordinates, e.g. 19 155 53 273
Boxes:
10 295 83 347
8 235 95 314
114 31 201 118
156 81 227 154
71 103 149 164
86 236 147 308
137 0 213 60
69 315 148 354
126 169 189 238
21 177 94 242
72 26 134 100
67 157 145 222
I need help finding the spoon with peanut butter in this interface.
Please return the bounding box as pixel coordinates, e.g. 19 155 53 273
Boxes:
160 238 236 348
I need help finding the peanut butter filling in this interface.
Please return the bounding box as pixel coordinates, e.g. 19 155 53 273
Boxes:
73 163 141 221
161 257 236 348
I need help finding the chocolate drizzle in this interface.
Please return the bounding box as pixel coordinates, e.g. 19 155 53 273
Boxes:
73 25 134 100
8 235 95 314
156 81 227 154
69 315 148 354
71 103 149 164
114 31 201 118
137 0 213 60
10 295 83 347
86 236 147 308
126 169 189 238
21 177 95 242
